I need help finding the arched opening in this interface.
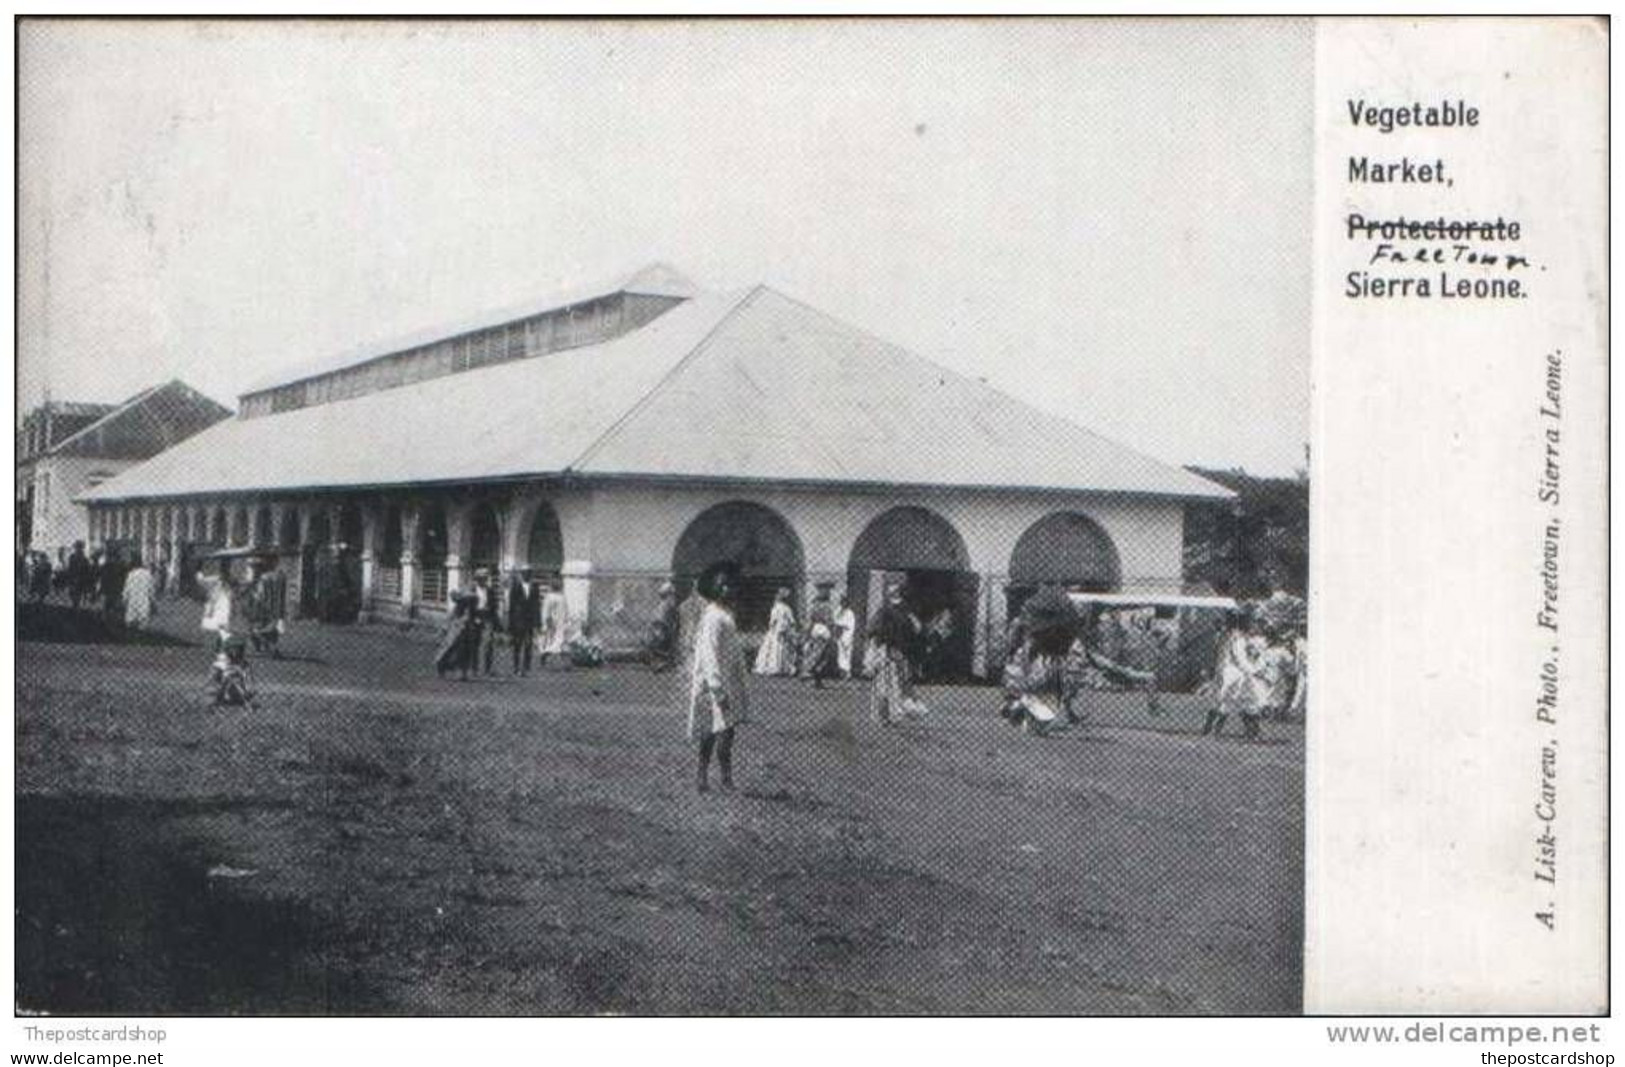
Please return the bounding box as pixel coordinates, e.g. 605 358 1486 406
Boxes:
468 501 503 576
671 500 804 634
418 504 449 605
210 507 227 545
230 507 249 545
847 505 977 682
1006 511 1122 620
254 506 274 547
525 501 564 581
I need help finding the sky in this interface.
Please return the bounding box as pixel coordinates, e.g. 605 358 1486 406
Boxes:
18 18 1312 475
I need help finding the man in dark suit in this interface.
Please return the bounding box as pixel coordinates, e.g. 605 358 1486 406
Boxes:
506 568 541 675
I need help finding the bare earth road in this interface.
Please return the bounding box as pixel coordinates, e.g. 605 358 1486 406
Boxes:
16 599 1303 1015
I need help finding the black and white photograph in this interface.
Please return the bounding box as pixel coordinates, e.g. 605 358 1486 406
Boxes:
8 12 1608 1052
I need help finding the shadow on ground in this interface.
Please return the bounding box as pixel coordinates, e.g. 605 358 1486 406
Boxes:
14 794 380 1015
17 602 197 648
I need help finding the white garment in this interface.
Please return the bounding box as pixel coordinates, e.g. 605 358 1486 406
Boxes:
198 573 232 634
753 601 797 675
537 591 569 653
835 607 857 675
688 602 750 740
1216 629 1261 716
123 566 155 628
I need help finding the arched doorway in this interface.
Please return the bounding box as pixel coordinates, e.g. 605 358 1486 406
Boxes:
671 501 804 634
847 505 976 681
1006 511 1121 620
525 501 564 580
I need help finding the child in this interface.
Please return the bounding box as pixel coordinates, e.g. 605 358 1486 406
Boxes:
211 634 255 709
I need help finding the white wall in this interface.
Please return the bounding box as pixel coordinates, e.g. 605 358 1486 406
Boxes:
30 454 134 556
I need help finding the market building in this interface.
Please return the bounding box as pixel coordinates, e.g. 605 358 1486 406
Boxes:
80 264 1231 676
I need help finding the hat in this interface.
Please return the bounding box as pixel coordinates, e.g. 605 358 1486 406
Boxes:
474 566 491 578
658 581 676 597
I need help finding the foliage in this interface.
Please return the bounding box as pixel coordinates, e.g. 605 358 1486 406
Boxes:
1182 466 1309 600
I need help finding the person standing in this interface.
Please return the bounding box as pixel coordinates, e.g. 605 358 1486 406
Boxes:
800 583 838 688
867 580 920 725
98 550 125 620
834 593 857 679
537 579 569 668
648 581 681 672
687 562 749 794
1256 627 1296 724
923 606 956 682
435 585 475 680
506 568 541 676
467 568 501 676
753 587 797 676
64 541 92 609
247 558 288 658
1204 609 1264 740
29 551 54 604
122 554 156 630
1287 627 1308 721
196 558 241 648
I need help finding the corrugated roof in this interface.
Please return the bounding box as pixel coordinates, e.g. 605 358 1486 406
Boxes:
48 379 232 460
84 282 1232 503
239 261 700 395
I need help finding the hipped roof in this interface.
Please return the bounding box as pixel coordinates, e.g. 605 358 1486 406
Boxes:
83 285 1231 503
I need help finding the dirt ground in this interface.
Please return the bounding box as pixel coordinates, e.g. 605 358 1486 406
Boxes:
15 598 1303 1016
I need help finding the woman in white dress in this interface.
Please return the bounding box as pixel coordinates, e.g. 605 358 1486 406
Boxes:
1204 609 1264 739
536 580 569 666
752 587 797 676
834 594 857 678
121 556 156 630
688 562 750 793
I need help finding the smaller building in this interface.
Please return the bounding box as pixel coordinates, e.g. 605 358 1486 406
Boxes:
17 381 231 559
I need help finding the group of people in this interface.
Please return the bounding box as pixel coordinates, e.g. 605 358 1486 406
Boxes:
747 586 859 687
15 540 165 630
433 567 571 681
1202 607 1307 741
672 571 942 793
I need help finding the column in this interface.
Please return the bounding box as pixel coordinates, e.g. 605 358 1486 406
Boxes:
977 574 1010 682
359 502 381 612
399 502 422 611
444 500 473 596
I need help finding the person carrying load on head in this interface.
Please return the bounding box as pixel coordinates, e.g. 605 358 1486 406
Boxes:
1001 588 1083 737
